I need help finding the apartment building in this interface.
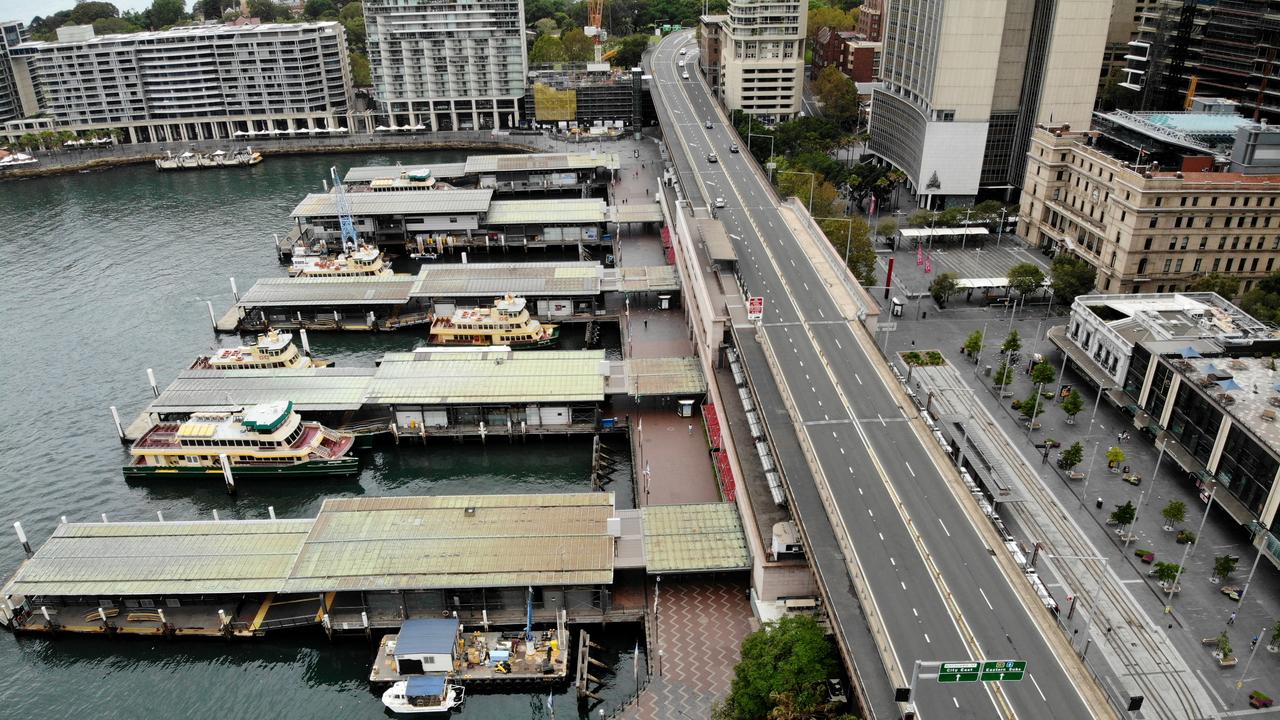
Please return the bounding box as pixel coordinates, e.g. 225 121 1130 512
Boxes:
867 0 1111 208
1020 112 1280 297
1 22 353 143
363 0 527 132
0 20 28 124
855 0 884 42
698 15 728 96
718 0 807 122
1051 292 1280 566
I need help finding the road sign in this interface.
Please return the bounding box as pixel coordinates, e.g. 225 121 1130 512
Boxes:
936 660 1025 683
747 296 764 320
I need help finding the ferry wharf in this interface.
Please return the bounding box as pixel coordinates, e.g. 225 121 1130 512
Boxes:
214 260 681 333
118 347 707 443
0 492 751 683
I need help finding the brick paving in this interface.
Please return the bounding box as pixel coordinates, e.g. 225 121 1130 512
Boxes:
621 577 755 720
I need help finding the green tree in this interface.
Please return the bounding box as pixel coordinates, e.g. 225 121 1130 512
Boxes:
812 66 859 130
930 272 959 307
529 34 568 62
340 1 364 20
1057 441 1084 470
561 27 595 61
149 0 185 27
875 218 897 238
1106 446 1125 468
1061 389 1084 424
993 362 1014 389
1161 500 1187 529
1239 273 1280 324
806 5 858 43
341 13 366 54
1008 262 1046 300
962 329 984 356
1021 388 1046 418
1213 554 1238 581
1153 561 1182 588
70 1 120 25
614 33 651 68
1049 253 1097 304
725 615 839 720
908 209 936 227
524 0 568 25
349 51 371 86
304 0 336 19
1001 329 1022 356
93 17 142 33
533 17 559 36
247 0 286 21
1110 500 1136 527
1189 272 1241 299
1030 361 1056 387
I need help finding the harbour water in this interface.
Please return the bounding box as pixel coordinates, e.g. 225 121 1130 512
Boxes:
0 152 642 718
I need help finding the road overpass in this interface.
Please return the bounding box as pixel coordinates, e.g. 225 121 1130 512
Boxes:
646 32 1109 720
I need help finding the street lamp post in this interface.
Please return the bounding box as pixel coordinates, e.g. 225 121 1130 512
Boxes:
748 130 774 160
776 170 815 213
1082 435 1104 505
1187 483 1217 561
997 207 1008 249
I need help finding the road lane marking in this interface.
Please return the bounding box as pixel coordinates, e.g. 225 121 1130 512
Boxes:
855 373 863 385
818 308 825 318
839 447 846 455
979 587 993 610
877 531 882 540
1029 673 1047 702
924 633 930 643
899 580 905 590
835 338 842 349
848 466 854 473
833 431 838 438
953 697 959 708
890 557 896 566
912 608 918 617
905 462 916 477
878 414 886 426
939 519 951 537
803 282 810 291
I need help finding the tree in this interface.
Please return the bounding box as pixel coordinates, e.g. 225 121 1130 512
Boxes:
1240 273 1280 324
149 0 185 27
1001 329 1022 357
876 218 898 238
247 0 288 21
1110 500 1136 527
963 329 984 356
1153 561 1182 589
1217 632 1233 659
1189 272 1241 299
725 615 839 720
1021 388 1045 418
341 13 366 54
806 6 858 43
340 1 364 20
1049 254 1097 304
524 0 568 25
1106 446 1125 469
1212 554 1238 582
929 272 959 307
1058 441 1084 470
349 52 371 86
70 1 120 25
1030 362 1056 387
561 27 595 61
613 33 651 68
1008 262 1046 300
993 362 1014 389
1161 500 1187 530
908 209 936 227
93 17 143 33
304 0 337 19
530 34 568 62
1061 389 1084 424
533 17 559 36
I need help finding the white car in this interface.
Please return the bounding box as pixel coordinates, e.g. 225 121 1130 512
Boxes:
682 71 689 80
679 49 687 56
678 60 685 67
715 197 726 208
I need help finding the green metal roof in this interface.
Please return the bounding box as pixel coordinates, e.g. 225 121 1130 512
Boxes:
642 503 750 574
624 357 706 397
368 349 607 404
237 276 418 307
410 261 602 298
485 199 608 225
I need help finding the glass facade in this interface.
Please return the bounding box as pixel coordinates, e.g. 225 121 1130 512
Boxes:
1144 359 1173 416
1216 425 1279 517
1167 384 1222 468
1124 344 1152 399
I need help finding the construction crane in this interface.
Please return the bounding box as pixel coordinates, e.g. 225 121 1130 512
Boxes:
1183 75 1198 110
586 0 604 62
330 166 358 252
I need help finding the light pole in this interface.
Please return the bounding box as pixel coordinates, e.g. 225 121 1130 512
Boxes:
776 170 815 213
1232 540 1266 609
1236 625 1269 689
961 208 973 250
1187 483 1217 561
997 207 1008 249
748 130 774 160
1082 434 1104 505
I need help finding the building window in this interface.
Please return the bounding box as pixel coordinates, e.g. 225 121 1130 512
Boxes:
1213 258 1221 272
1144 237 1153 250
1193 258 1202 272
1163 259 1172 273
1215 425 1279 516
1175 259 1183 272
1225 258 1234 272
1137 258 1147 274
1167 383 1223 467
1149 216 1158 228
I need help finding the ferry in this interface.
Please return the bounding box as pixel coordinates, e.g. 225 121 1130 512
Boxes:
0 151 37 170
427 294 559 349
190 330 331 370
381 675 465 715
289 244 393 278
155 148 262 171
124 401 358 479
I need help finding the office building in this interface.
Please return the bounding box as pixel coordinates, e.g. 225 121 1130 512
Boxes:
1019 111 1280 296
811 28 880 84
867 0 1111 208
718 0 807 122
698 15 727 96
1051 292 1280 567
0 20 27 124
363 0 527 131
525 63 644 128
1 22 352 143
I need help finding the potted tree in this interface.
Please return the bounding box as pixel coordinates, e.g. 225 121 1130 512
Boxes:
963 329 983 359
1058 442 1085 477
1111 501 1138 544
1106 446 1126 472
1211 554 1238 585
1215 633 1237 667
1161 500 1187 532
993 362 1015 397
1030 362 1057 401
1153 561 1182 594
1267 620 1280 654
1001 329 1022 366
1061 389 1084 424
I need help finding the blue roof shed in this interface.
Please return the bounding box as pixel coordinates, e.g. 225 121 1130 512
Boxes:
395 618 460 657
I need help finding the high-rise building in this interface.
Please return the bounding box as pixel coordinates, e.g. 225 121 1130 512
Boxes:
717 0 807 122
363 0 527 131
1 22 353 143
0 20 28 124
867 0 1111 208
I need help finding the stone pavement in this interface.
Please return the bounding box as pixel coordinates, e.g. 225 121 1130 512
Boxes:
871 292 1280 716
621 576 755 720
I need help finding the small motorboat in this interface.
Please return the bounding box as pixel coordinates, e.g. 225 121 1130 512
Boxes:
381 674 464 715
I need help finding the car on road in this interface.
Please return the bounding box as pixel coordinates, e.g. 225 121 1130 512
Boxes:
679 48 687 56
682 71 689 80
729 143 739 153
707 152 718 163
704 119 713 129
678 60 685 67
714 197 726 208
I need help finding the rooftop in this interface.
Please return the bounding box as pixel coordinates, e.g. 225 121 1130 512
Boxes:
369 348 608 404
485 199 608 225
1172 356 1280 456
395 619 459 656
641 503 750 573
463 152 619 174
148 367 375 414
411 261 602 297
343 163 469 184
1093 110 1257 154
291 189 494 218
1075 293 1277 347
237 275 417 307
623 357 707 396
14 20 340 50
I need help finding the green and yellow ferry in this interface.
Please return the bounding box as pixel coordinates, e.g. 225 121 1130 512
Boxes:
427 294 560 349
124 400 359 479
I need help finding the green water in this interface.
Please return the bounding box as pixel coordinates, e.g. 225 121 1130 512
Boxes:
0 152 642 718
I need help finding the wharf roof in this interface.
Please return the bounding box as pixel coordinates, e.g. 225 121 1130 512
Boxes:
615 265 680 293
290 189 494 218
344 163 468 183
641 504 750 574
623 357 706 396
1 520 314 597
411 261 603 297
282 494 616 592
237 276 417 307
695 218 736 263
147 367 375 414
485 198 608 225
463 152 619 174
1171 356 1280 455
370 349 608 404
611 203 664 224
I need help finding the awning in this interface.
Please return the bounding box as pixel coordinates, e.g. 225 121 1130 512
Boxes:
1217 379 1243 392
1179 346 1202 358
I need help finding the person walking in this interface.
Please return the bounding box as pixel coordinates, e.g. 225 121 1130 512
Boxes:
1251 635 1259 650
688 423 693 435
1227 611 1237 625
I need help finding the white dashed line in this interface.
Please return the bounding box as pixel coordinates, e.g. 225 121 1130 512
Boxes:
899 580 905 590
869 508 875 518
855 373 863 385
939 519 951 537
878 414 886 427
912 607 918 617
889 557 896 566
835 338 842 349
877 531 883 541
953 697 959 708
905 462 915 477
979 587 993 610
924 633 931 643
1029 673 1047 701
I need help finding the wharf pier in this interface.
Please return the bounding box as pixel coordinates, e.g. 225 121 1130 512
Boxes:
0 493 750 644
119 347 708 442
216 261 680 333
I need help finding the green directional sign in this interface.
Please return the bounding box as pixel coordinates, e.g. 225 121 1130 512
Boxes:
936 660 1026 683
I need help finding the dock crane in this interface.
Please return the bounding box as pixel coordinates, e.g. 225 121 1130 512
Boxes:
330 166 358 253
585 0 604 62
